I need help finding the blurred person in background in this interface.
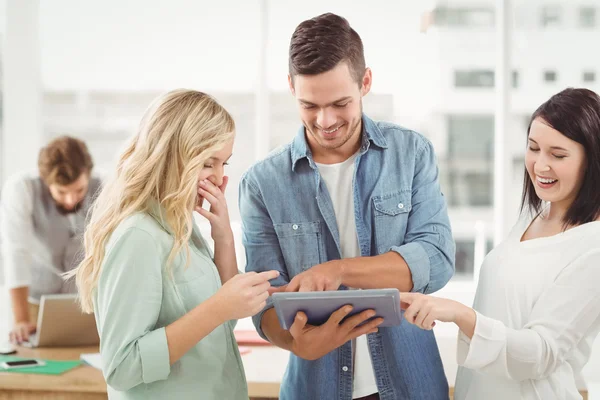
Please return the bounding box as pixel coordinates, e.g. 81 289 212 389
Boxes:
1 136 101 344
401 88 600 400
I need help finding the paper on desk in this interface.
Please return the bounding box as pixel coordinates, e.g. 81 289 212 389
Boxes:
80 353 103 370
0 356 81 375
234 330 271 346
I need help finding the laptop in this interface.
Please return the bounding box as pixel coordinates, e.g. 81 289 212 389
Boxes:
23 294 100 348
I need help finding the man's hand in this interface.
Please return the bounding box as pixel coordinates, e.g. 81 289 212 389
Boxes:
288 305 383 361
269 260 344 293
9 321 36 345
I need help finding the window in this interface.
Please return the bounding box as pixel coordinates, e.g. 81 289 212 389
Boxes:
447 170 493 207
433 7 495 28
583 71 596 83
448 116 494 159
544 70 557 83
580 7 597 28
454 70 494 88
454 70 520 88
455 240 475 277
453 239 495 279
442 116 494 207
512 70 520 88
541 5 562 28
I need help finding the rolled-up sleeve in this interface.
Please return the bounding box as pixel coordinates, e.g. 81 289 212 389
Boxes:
95 227 170 391
1 177 35 289
389 140 455 294
239 173 289 340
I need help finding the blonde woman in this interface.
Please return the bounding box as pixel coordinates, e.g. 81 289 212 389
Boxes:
67 90 278 399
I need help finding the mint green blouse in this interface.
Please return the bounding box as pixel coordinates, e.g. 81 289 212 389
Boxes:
93 207 247 399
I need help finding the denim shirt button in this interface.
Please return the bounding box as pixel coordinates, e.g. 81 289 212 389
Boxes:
292 224 299 230
398 203 404 209
342 366 349 372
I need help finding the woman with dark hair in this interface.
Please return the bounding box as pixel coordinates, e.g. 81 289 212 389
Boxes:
400 88 600 400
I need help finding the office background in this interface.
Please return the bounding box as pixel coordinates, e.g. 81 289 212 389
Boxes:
0 0 599 396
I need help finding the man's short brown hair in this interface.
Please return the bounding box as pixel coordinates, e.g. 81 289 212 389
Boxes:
288 13 365 85
38 136 94 186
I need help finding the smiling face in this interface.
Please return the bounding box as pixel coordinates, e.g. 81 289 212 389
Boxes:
525 118 587 212
289 62 371 164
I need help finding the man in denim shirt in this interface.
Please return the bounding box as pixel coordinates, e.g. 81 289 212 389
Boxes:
239 13 455 400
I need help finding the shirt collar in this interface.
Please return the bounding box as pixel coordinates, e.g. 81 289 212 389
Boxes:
290 113 388 171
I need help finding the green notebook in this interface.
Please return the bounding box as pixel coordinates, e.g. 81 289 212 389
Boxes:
0 356 81 375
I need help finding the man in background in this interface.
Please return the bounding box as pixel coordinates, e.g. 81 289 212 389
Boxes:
1 136 102 344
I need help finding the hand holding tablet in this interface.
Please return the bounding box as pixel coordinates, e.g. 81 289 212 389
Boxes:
280 302 384 361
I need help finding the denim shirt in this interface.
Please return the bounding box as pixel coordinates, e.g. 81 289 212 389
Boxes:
239 114 455 400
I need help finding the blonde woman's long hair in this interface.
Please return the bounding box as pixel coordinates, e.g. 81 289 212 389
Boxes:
67 89 235 313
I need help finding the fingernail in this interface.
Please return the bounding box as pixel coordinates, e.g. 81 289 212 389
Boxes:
345 306 353 312
200 180 206 186
368 311 376 318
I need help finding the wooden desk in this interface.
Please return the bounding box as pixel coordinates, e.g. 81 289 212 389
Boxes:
0 346 588 400
0 346 283 400
0 346 105 400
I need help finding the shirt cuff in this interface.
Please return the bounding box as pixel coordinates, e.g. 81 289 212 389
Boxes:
456 329 472 366
390 242 430 293
457 311 506 369
252 296 275 341
137 327 171 384
4 279 31 290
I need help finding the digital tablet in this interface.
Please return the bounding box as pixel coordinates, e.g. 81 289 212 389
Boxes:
272 288 402 330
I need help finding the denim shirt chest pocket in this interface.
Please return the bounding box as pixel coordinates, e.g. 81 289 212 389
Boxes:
273 221 322 276
372 190 412 254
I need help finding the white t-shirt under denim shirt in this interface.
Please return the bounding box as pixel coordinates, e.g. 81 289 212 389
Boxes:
454 211 600 400
316 152 379 399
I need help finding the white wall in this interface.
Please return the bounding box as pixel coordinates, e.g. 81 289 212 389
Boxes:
36 0 429 96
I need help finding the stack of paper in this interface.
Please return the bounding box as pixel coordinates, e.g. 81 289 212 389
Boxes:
234 330 271 346
80 353 103 370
